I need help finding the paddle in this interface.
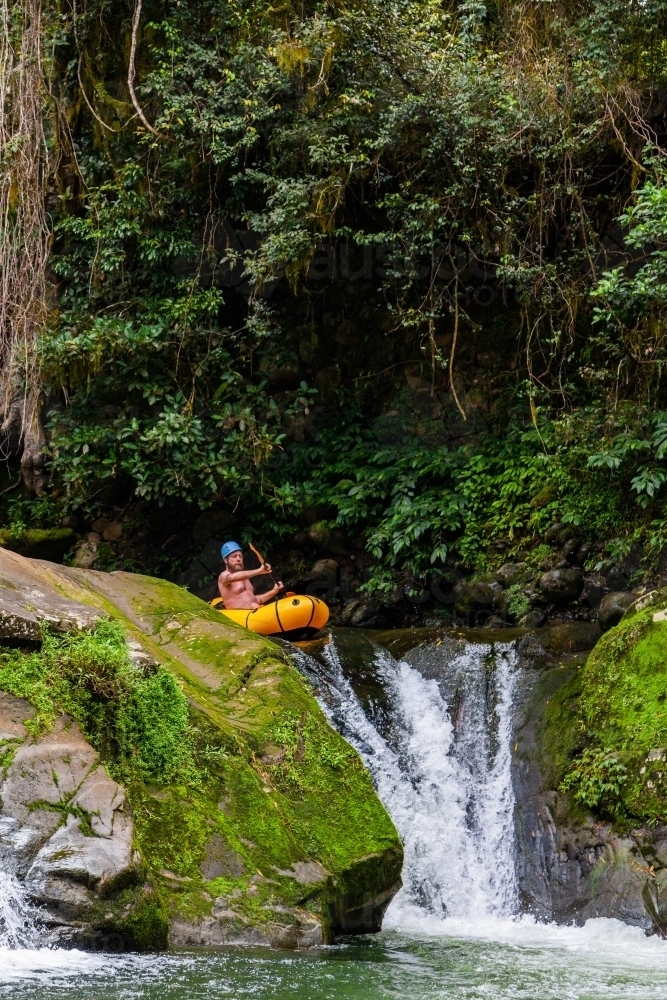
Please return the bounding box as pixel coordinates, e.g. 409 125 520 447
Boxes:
249 542 284 595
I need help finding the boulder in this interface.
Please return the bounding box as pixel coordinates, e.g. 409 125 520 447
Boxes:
518 610 546 628
494 562 526 587
544 523 564 545
0 546 403 949
538 567 583 605
455 579 503 614
598 591 637 631
0 528 76 563
309 558 338 578
582 572 609 608
102 522 123 543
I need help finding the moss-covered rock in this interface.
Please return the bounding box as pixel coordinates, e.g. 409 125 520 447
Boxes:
0 527 75 563
0 549 402 949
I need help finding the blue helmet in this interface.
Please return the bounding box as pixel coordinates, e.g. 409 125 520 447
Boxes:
221 540 242 560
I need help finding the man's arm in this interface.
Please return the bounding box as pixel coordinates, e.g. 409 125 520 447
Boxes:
220 566 267 583
256 581 284 605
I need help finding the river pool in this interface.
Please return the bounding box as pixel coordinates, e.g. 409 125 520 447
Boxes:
2 917 667 1000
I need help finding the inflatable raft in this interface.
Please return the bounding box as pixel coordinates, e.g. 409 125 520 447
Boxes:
210 594 329 640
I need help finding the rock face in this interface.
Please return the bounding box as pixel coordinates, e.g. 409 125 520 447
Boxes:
512 604 667 934
0 548 402 950
0 696 144 948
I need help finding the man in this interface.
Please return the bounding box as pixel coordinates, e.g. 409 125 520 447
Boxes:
218 541 283 609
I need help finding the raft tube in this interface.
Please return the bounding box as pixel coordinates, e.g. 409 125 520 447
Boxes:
210 594 329 640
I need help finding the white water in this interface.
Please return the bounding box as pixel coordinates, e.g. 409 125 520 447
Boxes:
316 638 520 925
0 872 39 950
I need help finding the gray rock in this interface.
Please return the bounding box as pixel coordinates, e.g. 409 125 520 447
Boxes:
0 595 42 644
308 558 338 579
273 860 330 884
494 563 526 587
582 572 609 608
102 522 123 543
0 690 33 743
598 591 637 631
70 540 99 569
538 567 583 605
0 715 139 902
518 610 546 628
455 579 503 614
27 807 136 895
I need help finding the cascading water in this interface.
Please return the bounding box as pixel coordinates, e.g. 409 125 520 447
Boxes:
0 871 39 949
292 636 519 926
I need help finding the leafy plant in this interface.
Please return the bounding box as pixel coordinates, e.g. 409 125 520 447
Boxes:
561 748 628 817
0 620 195 784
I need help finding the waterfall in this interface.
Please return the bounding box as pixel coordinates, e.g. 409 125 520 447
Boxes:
0 871 39 949
293 636 519 925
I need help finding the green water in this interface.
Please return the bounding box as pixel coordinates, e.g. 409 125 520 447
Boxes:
3 922 667 1000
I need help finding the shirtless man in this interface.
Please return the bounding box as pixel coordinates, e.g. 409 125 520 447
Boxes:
218 541 283 610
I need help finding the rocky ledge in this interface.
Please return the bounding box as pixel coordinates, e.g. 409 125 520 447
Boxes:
0 549 402 950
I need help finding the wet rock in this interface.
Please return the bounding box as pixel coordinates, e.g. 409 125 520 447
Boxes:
577 542 592 565
482 614 508 629
598 591 637 631
309 558 338 578
582 573 609 608
539 621 601 655
538 567 583 605
27 803 137 896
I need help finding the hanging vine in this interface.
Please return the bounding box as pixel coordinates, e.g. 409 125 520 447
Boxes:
0 0 50 492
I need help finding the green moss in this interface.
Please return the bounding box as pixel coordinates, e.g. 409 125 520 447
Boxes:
82 886 169 951
0 620 195 784
1 563 403 940
553 601 667 822
0 528 75 562
538 667 585 791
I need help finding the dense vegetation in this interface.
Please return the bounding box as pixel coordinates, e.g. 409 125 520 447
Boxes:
6 0 667 589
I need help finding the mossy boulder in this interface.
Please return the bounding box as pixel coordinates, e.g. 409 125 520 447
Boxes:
0 527 75 563
0 549 402 949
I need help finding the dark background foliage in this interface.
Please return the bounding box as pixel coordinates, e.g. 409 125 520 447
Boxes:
11 0 667 591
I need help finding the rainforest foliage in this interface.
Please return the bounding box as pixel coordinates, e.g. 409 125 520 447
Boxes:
11 0 667 587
